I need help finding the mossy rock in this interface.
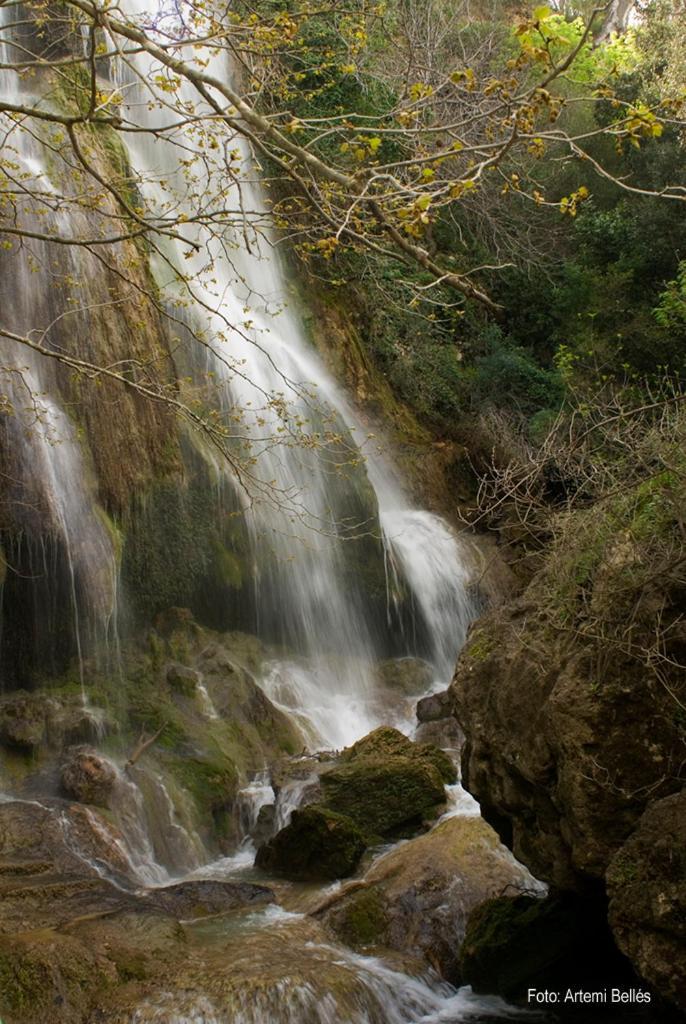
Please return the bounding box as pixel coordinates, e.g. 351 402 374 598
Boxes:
255 805 367 881
0 930 113 1024
0 692 48 750
320 726 454 837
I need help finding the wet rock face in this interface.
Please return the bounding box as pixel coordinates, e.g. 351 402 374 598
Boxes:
255 805 367 880
607 789 686 1011
374 657 434 696
317 815 537 982
0 796 277 1024
60 747 118 808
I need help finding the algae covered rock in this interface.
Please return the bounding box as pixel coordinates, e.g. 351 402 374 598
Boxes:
166 662 202 696
607 789 686 1011
320 726 455 837
255 805 367 880
60 747 118 807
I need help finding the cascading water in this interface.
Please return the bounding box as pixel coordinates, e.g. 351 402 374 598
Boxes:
0 8 120 688
105 0 475 747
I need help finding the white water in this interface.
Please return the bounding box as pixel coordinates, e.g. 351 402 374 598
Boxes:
103 0 475 750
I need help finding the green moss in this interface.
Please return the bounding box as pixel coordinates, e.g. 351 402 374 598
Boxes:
322 728 451 837
332 887 388 948
467 632 494 663
255 804 367 881
167 755 238 817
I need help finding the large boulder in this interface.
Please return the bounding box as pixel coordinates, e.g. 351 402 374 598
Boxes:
607 789 686 1011
255 805 367 881
60 747 118 807
317 814 537 981
319 726 455 838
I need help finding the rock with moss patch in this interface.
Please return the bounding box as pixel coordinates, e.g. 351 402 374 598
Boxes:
318 815 536 981
60 747 118 807
166 662 202 696
255 805 367 881
320 726 454 837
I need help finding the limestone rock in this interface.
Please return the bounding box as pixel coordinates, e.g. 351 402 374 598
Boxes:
255 805 367 881
451 603 683 891
317 815 535 981
607 789 686 1011
416 689 452 723
61 747 118 807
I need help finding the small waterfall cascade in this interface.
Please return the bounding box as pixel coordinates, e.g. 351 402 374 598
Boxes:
0 6 120 687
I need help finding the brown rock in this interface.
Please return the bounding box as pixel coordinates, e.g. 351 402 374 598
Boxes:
61 747 118 807
607 789 686 1011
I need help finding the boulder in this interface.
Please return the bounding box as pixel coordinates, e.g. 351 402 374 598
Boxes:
317 815 536 981
607 789 686 1011
319 726 455 838
60 747 118 807
451 603 683 891
416 689 452 723
255 805 367 881
145 879 273 918
0 799 136 884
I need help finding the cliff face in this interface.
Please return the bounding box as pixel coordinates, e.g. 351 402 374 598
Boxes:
450 485 686 1008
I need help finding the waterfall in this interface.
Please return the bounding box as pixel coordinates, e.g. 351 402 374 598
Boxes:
104 0 475 743
0 8 120 687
